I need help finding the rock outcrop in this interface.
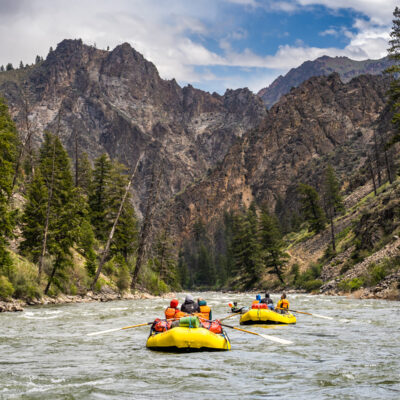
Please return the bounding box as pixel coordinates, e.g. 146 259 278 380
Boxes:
166 73 390 240
0 39 267 215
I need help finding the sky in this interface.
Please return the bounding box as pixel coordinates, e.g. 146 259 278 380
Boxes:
0 0 396 94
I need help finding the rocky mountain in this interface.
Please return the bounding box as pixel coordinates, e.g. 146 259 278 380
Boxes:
258 55 391 108
0 39 266 215
166 72 391 240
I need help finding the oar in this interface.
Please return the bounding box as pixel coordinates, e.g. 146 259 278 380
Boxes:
221 323 293 345
219 311 242 322
87 322 151 336
289 309 333 320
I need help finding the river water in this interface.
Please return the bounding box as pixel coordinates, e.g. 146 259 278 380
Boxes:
0 292 399 399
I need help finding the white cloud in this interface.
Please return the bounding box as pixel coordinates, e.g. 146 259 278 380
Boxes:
319 28 339 36
296 0 398 25
0 0 394 94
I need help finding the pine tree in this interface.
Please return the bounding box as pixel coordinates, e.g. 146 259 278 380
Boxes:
20 170 48 263
0 98 19 270
323 165 344 252
20 133 79 292
177 251 189 288
6 63 13 71
108 162 138 261
259 209 289 283
89 154 112 241
153 229 179 289
76 152 92 194
297 183 326 233
231 207 263 288
387 6 400 146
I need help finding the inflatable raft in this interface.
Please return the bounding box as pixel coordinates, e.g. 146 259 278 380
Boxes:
240 309 296 325
147 326 231 352
146 316 231 352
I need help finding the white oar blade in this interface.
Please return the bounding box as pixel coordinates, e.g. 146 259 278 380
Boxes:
260 334 293 345
87 327 122 336
312 314 333 320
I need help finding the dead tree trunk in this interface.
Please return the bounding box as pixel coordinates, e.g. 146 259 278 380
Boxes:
373 131 382 187
329 212 336 252
130 165 162 290
367 155 377 196
38 112 62 280
91 155 143 290
74 130 79 187
37 138 56 280
10 94 34 198
44 255 59 295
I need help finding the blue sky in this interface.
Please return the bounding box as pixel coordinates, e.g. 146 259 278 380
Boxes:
0 0 395 93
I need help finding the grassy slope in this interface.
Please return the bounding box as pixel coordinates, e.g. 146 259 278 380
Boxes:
282 176 400 299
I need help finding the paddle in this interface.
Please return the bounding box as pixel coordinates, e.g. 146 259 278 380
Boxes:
219 311 242 322
87 322 152 336
289 309 333 320
221 323 293 345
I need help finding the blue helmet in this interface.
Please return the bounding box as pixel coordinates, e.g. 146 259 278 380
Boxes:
256 294 261 301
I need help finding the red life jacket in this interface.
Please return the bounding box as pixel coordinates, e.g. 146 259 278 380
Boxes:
252 303 268 309
200 320 222 334
152 318 172 332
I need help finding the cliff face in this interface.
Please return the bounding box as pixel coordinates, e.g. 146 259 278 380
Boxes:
167 73 390 239
0 39 267 214
258 55 391 109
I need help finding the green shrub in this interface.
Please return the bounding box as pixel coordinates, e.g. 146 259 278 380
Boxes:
94 277 107 292
0 275 15 299
13 280 42 301
69 284 78 296
303 279 323 292
117 265 131 292
338 277 364 292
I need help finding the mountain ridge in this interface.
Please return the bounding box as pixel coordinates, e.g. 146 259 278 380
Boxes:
258 55 392 108
0 39 267 215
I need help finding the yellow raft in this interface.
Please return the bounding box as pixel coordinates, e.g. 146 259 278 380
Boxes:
146 327 231 352
240 309 296 325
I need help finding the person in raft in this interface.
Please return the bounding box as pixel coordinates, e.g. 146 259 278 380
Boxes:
197 298 212 320
165 299 180 319
252 294 262 306
260 293 274 310
276 293 290 313
180 294 200 314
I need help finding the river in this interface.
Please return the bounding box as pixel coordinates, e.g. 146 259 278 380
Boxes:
0 292 399 399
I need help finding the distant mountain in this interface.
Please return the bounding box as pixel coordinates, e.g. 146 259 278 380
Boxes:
258 55 392 108
0 39 266 215
166 72 390 240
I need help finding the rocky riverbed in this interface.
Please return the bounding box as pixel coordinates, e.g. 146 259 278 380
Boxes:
0 288 175 313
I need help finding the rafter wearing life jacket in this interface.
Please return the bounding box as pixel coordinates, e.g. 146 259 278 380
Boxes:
165 299 181 319
276 293 289 312
195 298 212 320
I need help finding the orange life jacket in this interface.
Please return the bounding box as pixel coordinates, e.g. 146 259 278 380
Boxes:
165 307 178 319
277 299 289 310
252 300 259 305
196 305 211 320
175 311 186 319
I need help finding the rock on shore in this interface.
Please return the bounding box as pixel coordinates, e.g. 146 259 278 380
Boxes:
0 290 177 313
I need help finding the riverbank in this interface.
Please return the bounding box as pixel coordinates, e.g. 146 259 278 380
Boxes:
0 289 176 313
